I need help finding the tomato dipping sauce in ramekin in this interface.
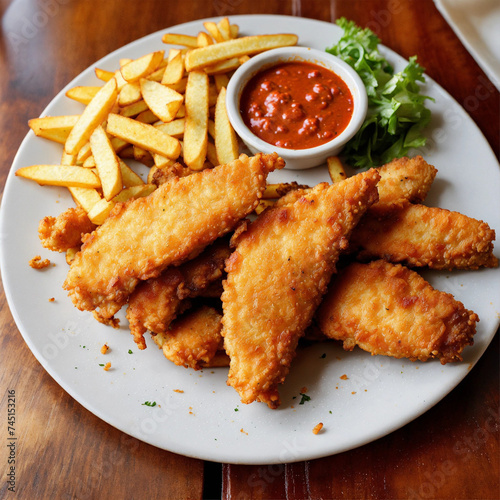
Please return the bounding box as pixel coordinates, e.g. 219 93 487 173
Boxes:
239 61 354 150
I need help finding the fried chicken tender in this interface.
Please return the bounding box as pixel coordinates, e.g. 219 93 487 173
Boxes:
151 305 228 370
372 155 437 213
126 238 231 349
275 156 435 214
221 169 381 408
316 260 479 364
350 204 498 270
64 153 284 321
39 206 96 252
148 161 192 186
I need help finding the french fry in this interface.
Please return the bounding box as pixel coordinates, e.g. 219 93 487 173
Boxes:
113 183 156 202
152 154 175 170
64 77 118 155
230 23 239 39
119 159 144 187
89 125 122 201
176 103 186 118
254 199 275 214
110 136 129 154
214 73 229 93
161 51 185 85
185 34 298 71
119 100 149 118
162 33 199 48
164 76 188 94
119 145 135 159
82 155 96 168
29 115 79 144
66 246 79 264
206 141 218 167
76 142 92 163
61 150 77 166
262 182 309 199
217 18 232 41
66 86 101 105
203 22 225 43
15 165 101 188
183 70 209 170
113 69 128 91
155 118 185 139
95 68 114 82
106 113 181 160
118 82 142 107
139 79 183 123
146 65 166 83
68 186 102 213
207 119 216 139
120 51 164 83
136 109 160 124
88 184 156 225
327 156 347 183
87 198 114 225
133 145 154 167
204 57 242 75
214 87 238 165
197 31 213 47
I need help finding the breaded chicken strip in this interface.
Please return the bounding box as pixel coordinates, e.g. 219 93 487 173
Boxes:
372 155 437 213
221 169 380 408
126 239 231 349
316 260 478 364
64 153 284 321
350 204 498 270
38 207 96 252
273 156 435 213
151 305 228 370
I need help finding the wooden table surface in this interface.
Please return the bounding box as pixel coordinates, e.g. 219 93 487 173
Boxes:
0 1 498 498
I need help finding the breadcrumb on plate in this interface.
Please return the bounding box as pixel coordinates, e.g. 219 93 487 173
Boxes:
312 423 324 434
29 256 51 269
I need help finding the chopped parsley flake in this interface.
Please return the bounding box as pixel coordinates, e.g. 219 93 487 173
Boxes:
142 401 157 407
128 349 133 354
299 393 311 405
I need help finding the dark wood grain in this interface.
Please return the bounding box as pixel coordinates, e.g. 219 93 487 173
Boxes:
0 1 498 499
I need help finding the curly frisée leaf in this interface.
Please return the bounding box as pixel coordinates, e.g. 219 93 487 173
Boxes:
327 18 433 169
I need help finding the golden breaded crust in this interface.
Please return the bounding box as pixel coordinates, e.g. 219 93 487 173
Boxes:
64 153 284 319
126 268 186 349
316 260 478 364
222 169 380 408
373 155 437 212
351 204 498 270
151 306 226 370
126 238 230 349
38 206 96 252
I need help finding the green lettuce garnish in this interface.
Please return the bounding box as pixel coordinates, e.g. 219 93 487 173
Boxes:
327 18 433 169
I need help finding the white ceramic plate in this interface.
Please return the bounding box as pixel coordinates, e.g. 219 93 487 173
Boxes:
1 15 499 465
434 0 500 90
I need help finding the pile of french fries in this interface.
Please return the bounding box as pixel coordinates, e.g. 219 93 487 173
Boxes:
17 18 298 226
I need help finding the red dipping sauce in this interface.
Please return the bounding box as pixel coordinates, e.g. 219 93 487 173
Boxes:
239 61 354 150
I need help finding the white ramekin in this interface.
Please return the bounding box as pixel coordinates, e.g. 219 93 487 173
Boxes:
226 47 368 170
